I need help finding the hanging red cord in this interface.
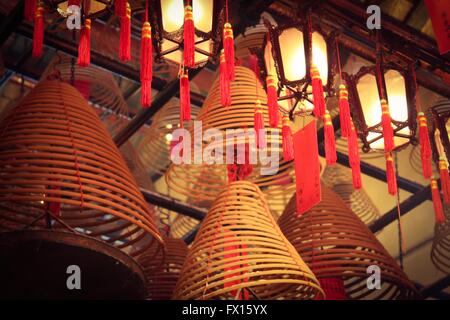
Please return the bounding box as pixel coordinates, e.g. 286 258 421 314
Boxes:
140 1 152 108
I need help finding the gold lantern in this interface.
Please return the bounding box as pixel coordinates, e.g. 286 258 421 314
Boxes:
172 181 323 300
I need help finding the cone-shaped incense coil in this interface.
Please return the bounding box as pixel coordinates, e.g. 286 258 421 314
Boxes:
138 99 200 176
321 165 380 225
140 237 189 300
431 207 450 274
166 66 295 214
278 185 419 299
0 80 163 259
172 181 323 300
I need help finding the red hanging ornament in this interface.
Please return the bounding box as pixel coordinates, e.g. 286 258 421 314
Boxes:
114 0 126 17
119 2 131 62
183 5 195 68
77 18 91 67
311 65 326 118
380 99 394 152
220 50 231 108
223 22 235 81
431 178 445 224
348 121 361 189
324 111 337 165
180 69 191 127
338 84 351 138
32 3 45 58
317 277 347 300
140 20 152 108
417 112 432 179
385 153 397 196
254 100 265 149
266 75 279 128
439 157 450 205
24 0 37 22
282 116 294 161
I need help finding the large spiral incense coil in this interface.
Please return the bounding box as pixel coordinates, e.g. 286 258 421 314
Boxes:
431 206 450 274
278 185 419 300
321 165 380 225
138 99 201 176
165 66 296 214
0 80 163 263
172 181 323 300
140 237 188 300
42 55 129 116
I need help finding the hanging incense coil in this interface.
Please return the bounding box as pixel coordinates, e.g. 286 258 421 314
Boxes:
165 66 296 215
138 99 201 176
140 237 188 300
42 55 129 117
278 185 419 300
431 205 450 274
321 164 380 225
0 80 163 261
172 181 323 300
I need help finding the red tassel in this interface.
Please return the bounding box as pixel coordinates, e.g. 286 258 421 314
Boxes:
183 5 195 68
119 2 131 62
282 116 294 161
431 178 445 224
439 157 450 204
32 4 45 58
338 84 351 138
266 75 279 128
380 99 394 152
385 153 397 195
223 22 235 81
220 50 231 108
77 19 91 67
140 21 152 108
324 111 337 165
114 0 126 17
180 70 191 126
418 112 432 179
254 100 266 149
24 0 36 22
311 65 326 118
348 121 361 189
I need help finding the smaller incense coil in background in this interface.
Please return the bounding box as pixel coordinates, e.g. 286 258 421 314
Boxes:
137 99 201 176
278 185 419 300
172 180 323 300
321 164 380 225
431 206 450 274
140 237 189 300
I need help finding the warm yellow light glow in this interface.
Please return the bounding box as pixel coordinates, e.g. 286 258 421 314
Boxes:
166 124 173 129
311 32 328 85
279 28 306 82
193 0 212 33
165 133 173 142
357 70 410 150
161 0 184 33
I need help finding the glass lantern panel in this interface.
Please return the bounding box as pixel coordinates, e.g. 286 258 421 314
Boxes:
385 70 408 122
161 0 184 33
311 32 328 86
279 28 306 82
193 0 213 33
161 37 210 65
357 73 381 127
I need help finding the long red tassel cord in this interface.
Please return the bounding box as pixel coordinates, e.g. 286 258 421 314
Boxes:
311 65 326 118
140 2 152 108
417 115 432 180
180 68 191 127
385 153 397 196
431 178 446 224
77 18 91 67
32 3 45 58
220 50 231 107
380 99 394 152
348 121 362 189
254 100 266 149
324 111 337 165
338 84 351 138
114 0 127 17
183 5 195 68
119 2 131 62
223 22 235 81
439 157 450 205
282 116 294 161
266 75 279 128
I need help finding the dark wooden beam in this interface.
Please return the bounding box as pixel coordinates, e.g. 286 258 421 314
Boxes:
420 276 450 299
0 1 23 46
